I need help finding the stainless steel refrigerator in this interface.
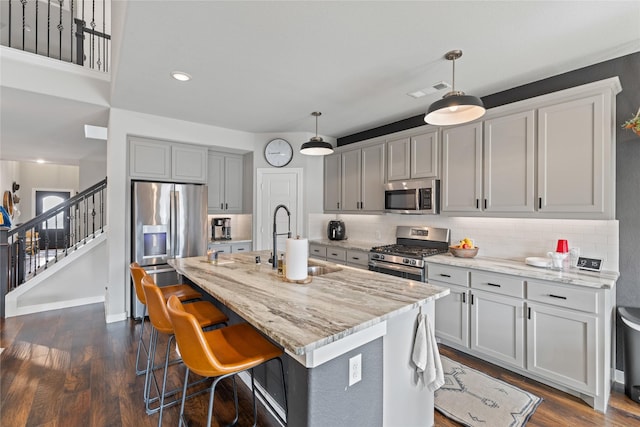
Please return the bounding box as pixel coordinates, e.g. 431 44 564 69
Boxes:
131 181 207 318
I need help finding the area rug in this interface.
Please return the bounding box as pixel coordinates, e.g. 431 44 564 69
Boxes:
435 356 542 427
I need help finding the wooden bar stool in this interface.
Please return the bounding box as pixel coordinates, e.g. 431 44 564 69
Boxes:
166 295 288 427
142 275 228 425
129 262 202 376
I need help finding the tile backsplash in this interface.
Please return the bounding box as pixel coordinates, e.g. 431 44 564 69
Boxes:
308 213 619 272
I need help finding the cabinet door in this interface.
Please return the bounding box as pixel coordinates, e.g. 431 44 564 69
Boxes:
207 152 225 213
441 122 483 212
527 302 597 394
341 149 362 211
483 110 535 212
324 153 342 212
309 244 327 259
361 143 385 212
172 144 208 183
346 249 369 269
537 94 605 213
387 137 411 181
224 155 243 213
411 131 439 179
470 289 525 368
434 283 469 347
231 242 252 253
129 139 171 180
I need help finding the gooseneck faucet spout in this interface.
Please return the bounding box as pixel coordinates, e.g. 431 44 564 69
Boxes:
272 204 292 269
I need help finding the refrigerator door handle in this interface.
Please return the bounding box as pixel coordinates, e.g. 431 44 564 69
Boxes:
174 190 181 258
170 190 176 258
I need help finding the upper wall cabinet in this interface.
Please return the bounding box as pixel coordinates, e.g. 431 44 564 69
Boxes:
387 129 439 181
129 138 207 183
208 152 243 214
324 143 385 213
537 94 607 214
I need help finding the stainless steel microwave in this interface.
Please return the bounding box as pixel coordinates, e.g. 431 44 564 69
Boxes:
384 179 440 214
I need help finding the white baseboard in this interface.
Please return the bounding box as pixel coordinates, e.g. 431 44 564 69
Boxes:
12 295 105 317
106 311 128 323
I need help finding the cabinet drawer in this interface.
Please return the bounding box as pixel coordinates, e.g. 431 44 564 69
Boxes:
326 247 347 263
309 244 327 258
427 264 469 287
527 281 598 313
346 250 369 268
471 271 525 298
231 243 252 253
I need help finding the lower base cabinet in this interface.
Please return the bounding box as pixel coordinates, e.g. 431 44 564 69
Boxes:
429 261 613 412
309 244 370 270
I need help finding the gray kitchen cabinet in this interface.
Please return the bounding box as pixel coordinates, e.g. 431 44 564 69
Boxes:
129 138 207 183
326 247 347 264
441 122 483 212
470 289 525 368
323 153 342 212
231 242 252 253
387 129 439 181
208 152 243 214
325 143 385 213
483 110 535 212
346 249 369 269
434 282 470 348
171 144 208 183
537 94 607 215
309 243 328 260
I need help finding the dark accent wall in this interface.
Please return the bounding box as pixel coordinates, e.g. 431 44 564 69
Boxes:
338 51 640 371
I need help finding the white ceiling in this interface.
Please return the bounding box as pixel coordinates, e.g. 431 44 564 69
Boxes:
2 1 640 165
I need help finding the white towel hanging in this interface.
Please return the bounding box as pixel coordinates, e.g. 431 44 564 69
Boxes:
411 311 444 391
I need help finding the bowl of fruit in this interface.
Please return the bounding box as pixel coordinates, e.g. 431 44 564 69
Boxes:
450 238 479 258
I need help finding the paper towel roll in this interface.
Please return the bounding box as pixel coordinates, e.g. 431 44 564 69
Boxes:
286 237 308 281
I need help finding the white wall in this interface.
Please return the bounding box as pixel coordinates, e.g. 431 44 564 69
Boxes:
17 162 79 223
79 158 107 190
309 213 619 272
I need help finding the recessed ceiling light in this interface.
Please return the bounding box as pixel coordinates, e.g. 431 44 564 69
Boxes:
171 71 191 82
36 159 46 164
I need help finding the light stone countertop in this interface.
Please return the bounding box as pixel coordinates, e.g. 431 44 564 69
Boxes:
208 239 252 244
308 239 386 251
425 254 619 289
170 250 449 356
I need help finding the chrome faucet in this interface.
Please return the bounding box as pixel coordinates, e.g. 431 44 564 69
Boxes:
272 204 292 269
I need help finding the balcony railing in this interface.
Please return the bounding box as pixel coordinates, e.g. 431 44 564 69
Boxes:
0 177 107 318
0 0 111 72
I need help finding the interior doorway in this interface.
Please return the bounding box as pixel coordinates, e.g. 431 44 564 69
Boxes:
35 190 72 250
256 169 303 251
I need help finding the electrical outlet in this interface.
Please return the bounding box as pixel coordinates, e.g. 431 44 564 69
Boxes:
349 354 362 386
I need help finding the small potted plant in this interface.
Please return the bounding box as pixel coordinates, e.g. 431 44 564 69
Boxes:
623 107 640 137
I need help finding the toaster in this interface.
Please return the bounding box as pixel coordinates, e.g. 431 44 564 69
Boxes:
327 220 346 241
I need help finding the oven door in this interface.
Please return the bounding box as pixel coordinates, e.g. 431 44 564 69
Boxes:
368 260 425 282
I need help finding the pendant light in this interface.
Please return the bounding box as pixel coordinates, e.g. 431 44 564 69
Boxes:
301 112 334 156
424 50 485 126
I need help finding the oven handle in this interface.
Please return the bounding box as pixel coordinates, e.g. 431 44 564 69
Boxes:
368 260 424 276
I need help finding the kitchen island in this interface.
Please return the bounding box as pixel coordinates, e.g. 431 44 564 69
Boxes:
169 250 449 427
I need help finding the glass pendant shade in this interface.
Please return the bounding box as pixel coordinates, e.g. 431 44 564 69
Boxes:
301 112 333 156
424 50 485 126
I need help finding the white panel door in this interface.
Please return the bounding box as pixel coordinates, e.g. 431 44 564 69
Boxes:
257 169 302 252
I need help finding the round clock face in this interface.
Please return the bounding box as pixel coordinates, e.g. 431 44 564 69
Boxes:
264 138 293 167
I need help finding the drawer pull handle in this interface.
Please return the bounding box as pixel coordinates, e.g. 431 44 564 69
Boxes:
548 294 567 300
331 253 338 256
439 273 451 278
352 257 360 260
486 282 501 287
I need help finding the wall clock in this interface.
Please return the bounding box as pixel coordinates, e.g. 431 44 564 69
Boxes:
264 138 293 167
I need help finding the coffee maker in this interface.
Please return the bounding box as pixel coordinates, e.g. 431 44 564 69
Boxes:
212 217 231 240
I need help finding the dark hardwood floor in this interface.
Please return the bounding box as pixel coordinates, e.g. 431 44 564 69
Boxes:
1 303 639 426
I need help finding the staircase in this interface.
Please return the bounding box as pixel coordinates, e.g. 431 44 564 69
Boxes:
0 178 107 317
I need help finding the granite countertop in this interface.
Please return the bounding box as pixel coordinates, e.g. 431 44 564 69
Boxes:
170 250 449 356
309 239 387 251
425 254 619 289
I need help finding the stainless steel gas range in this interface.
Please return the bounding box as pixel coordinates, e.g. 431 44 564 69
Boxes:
368 226 451 282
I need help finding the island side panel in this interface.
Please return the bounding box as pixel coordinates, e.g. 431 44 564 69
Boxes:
288 338 383 427
384 302 436 427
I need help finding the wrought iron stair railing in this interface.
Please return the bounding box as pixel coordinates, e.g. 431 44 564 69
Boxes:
0 177 107 317
1 0 111 72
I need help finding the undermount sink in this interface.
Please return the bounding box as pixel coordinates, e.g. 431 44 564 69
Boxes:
307 263 342 276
